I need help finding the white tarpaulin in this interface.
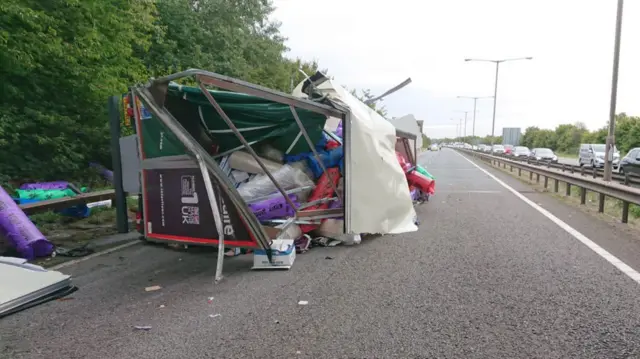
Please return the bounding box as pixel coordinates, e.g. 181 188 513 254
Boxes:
293 79 417 235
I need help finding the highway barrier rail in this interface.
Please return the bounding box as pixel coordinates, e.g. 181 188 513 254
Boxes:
457 149 640 224
475 150 639 187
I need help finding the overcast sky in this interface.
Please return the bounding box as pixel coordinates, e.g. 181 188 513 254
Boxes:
272 0 639 139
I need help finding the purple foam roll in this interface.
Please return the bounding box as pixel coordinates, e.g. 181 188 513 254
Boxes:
0 186 53 259
19 181 69 191
328 198 343 219
410 189 420 201
335 121 343 138
89 162 114 183
248 194 299 221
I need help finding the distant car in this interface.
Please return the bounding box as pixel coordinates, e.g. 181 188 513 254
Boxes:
504 144 514 155
578 143 620 169
512 146 531 158
492 145 505 154
430 144 439 151
529 148 558 163
619 147 640 175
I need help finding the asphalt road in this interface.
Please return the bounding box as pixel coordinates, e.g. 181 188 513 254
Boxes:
3 148 640 358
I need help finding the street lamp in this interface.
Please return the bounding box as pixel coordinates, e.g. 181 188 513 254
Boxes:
604 0 624 182
454 111 469 138
457 96 494 138
464 57 533 144
450 118 462 139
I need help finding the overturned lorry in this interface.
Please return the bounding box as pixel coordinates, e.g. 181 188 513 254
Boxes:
122 70 432 270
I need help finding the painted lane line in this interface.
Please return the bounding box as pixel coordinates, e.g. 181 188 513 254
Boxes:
50 240 142 270
455 150 640 284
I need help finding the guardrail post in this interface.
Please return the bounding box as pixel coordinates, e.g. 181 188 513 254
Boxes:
565 183 571 196
624 173 630 186
592 168 597 179
529 172 533 181
554 179 559 193
108 95 129 234
544 176 548 189
598 193 605 213
561 164 565 172
510 165 513 172
580 167 585 176
622 202 630 223
536 173 540 183
518 168 521 177
580 188 587 204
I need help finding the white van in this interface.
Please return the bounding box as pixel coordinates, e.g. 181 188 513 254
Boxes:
578 143 620 169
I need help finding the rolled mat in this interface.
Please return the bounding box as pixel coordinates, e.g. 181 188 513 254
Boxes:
248 194 299 222
14 188 76 201
406 170 435 195
0 186 53 259
299 167 342 233
416 165 435 180
19 181 69 191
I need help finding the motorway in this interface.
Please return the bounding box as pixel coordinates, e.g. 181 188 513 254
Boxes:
3 148 640 358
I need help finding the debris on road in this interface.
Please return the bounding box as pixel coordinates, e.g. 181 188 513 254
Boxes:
209 314 221 318
133 326 152 331
298 300 309 305
144 285 162 292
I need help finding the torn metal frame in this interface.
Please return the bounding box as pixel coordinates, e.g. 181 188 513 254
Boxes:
139 69 351 249
396 129 418 166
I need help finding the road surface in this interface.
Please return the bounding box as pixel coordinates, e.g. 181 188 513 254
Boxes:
3 148 640 358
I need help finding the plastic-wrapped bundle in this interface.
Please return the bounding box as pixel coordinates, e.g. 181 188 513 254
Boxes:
395 151 411 172
248 194 299 221
19 181 69 191
307 147 344 179
14 188 77 201
336 121 343 138
237 164 315 201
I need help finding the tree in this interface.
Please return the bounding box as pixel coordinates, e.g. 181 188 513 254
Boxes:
0 0 323 183
0 0 157 181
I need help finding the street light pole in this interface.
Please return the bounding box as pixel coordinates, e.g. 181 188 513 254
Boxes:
465 57 533 145
491 62 500 143
457 96 493 138
604 0 624 182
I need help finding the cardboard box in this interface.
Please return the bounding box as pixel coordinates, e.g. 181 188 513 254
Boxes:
252 239 296 269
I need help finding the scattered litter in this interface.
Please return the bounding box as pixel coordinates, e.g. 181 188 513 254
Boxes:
209 314 221 318
296 351 301 354
207 297 214 303
145 285 162 292
158 305 165 309
298 300 309 305
133 326 152 330
325 256 333 260
274 320 280 324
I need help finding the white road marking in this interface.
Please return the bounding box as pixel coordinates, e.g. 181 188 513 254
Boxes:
50 240 142 270
454 150 640 284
